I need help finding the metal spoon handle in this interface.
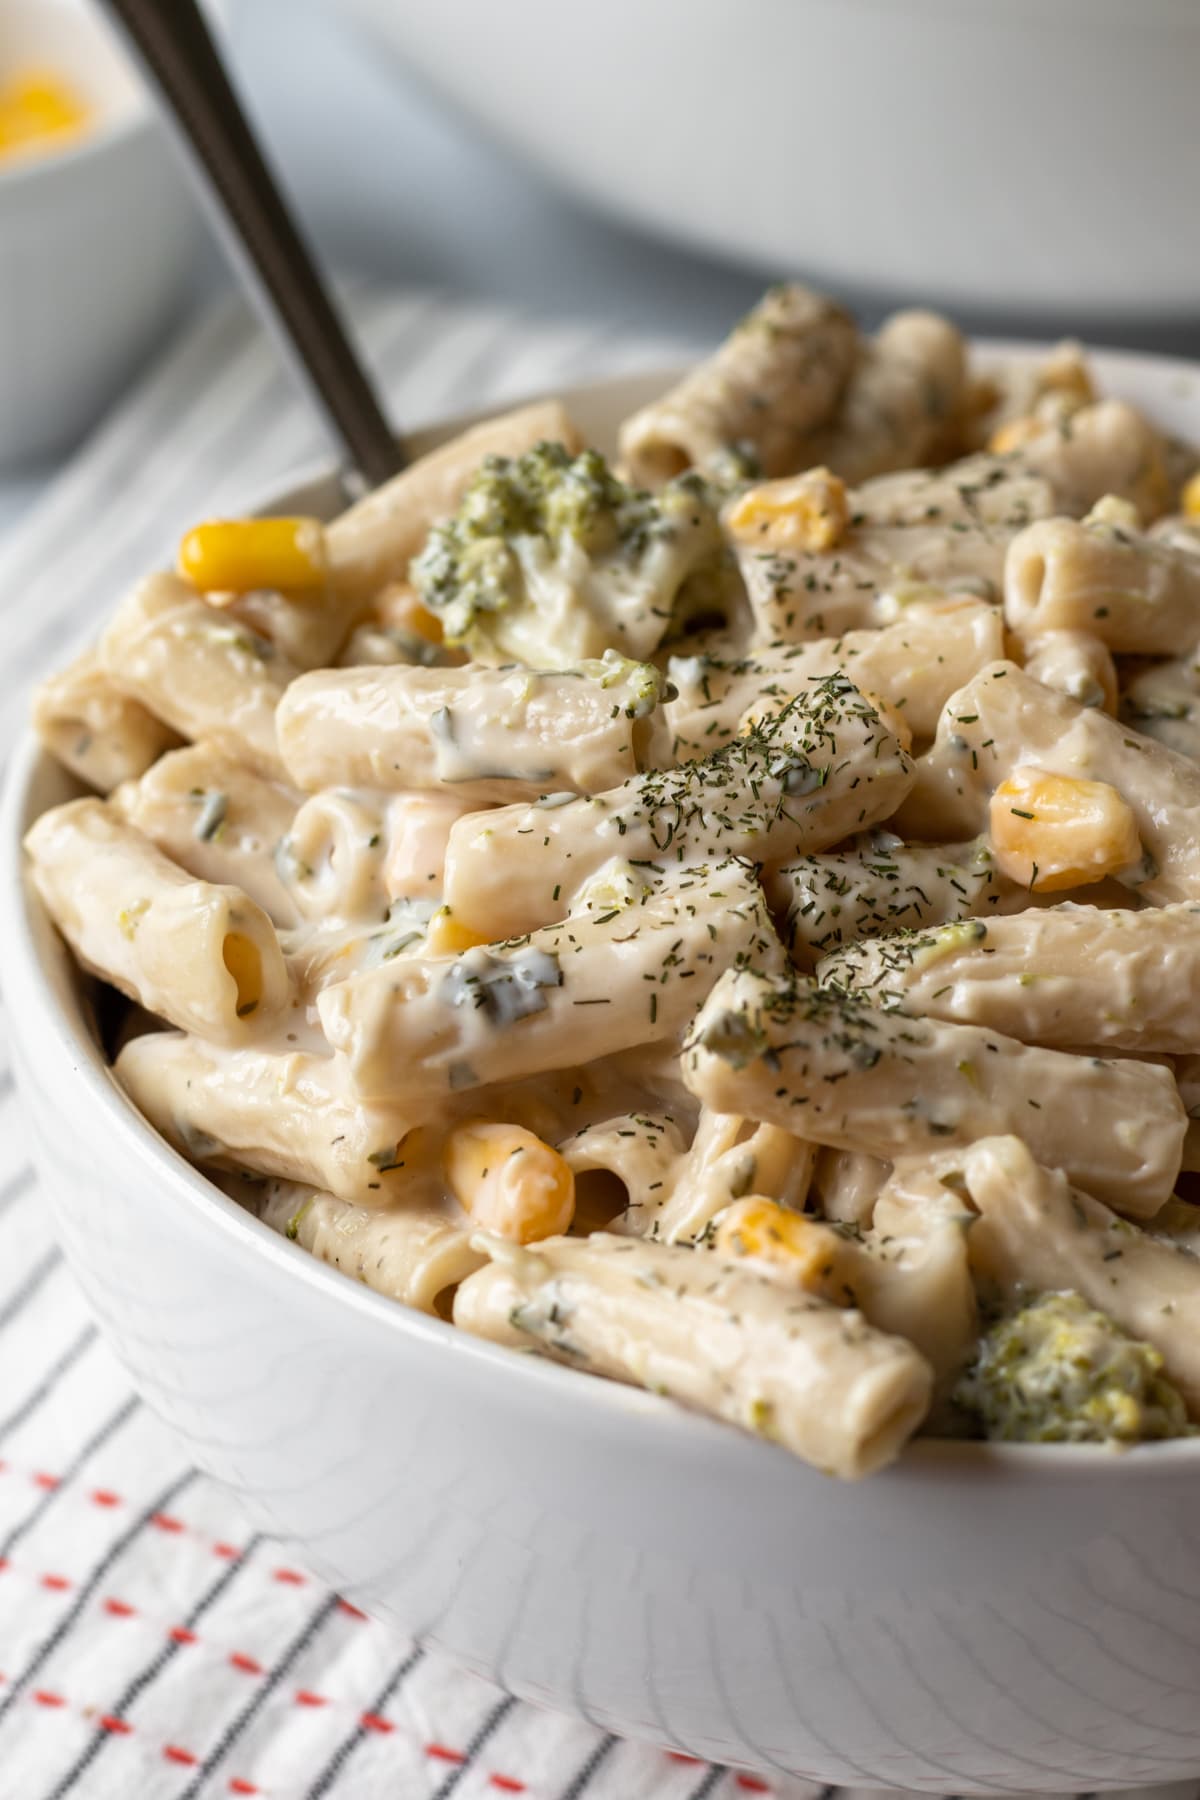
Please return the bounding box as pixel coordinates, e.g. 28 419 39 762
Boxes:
99 0 407 489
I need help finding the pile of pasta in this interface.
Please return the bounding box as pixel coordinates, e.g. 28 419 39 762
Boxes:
27 284 1200 1478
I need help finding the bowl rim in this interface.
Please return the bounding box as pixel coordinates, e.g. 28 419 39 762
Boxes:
9 341 1200 1484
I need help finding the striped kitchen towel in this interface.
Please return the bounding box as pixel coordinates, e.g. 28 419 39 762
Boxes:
0 284 1191 1800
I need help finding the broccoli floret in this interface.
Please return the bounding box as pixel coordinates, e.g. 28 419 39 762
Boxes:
412 440 736 667
954 1291 1193 1445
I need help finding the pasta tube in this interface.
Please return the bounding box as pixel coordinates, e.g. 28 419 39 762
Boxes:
851 452 1055 534
820 903 1200 1054
26 799 293 1042
632 1110 815 1245
276 656 662 801
98 572 297 777
618 283 857 485
732 451 1059 643
453 1232 931 1478
1121 648 1200 762
318 859 787 1103
734 520 1011 644
33 650 181 794
664 598 1003 759
1021 630 1116 713
715 1168 977 1389
788 310 967 483
116 1032 417 1208
560 1113 686 1235
112 743 301 927
961 1136 1200 1412
897 661 1200 903
221 584 364 675
382 792 475 903
325 399 584 603
280 790 391 925
443 674 914 940
1005 514 1200 654
769 833 1008 963
1175 1056 1200 1174
684 968 1185 1216
971 341 1095 451
863 1165 980 1387
1015 400 1171 522
176 517 372 672
811 1148 891 1230
252 1178 486 1314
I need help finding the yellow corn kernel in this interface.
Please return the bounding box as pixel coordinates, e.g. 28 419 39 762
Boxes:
988 415 1042 456
989 764 1141 892
377 580 444 644
1085 494 1141 532
424 906 490 956
713 1197 856 1303
0 72 89 161
724 467 849 554
178 517 329 597
1182 471 1200 520
444 1121 575 1243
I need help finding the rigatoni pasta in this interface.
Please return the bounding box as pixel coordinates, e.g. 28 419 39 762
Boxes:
98 572 297 778
441 674 914 940
453 1232 932 1478
318 859 786 1102
248 1176 487 1315
26 799 294 1042
819 903 1200 1053
897 660 1200 902
618 283 857 485
1005 511 1200 655
683 967 1186 1216
277 655 663 801
112 743 301 927
32 650 182 795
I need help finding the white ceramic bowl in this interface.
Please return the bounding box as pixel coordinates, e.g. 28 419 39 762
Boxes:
344 0 1200 324
8 356 1200 1793
0 0 200 466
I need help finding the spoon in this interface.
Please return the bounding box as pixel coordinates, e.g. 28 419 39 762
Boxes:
98 0 407 494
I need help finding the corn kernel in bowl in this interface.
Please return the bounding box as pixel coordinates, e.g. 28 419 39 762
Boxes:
989 765 1142 892
0 70 90 165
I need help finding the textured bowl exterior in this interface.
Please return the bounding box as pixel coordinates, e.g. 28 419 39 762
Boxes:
7 354 1200 1791
345 0 1200 321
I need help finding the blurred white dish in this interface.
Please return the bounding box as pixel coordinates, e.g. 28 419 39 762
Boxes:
0 0 200 467
343 0 1200 323
9 354 1200 1792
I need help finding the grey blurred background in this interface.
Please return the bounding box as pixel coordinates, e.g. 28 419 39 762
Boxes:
207 0 767 341
4 0 1197 530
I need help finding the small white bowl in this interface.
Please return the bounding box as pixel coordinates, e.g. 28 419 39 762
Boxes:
7 356 1200 1793
0 0 200 467
344 0 1200 324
